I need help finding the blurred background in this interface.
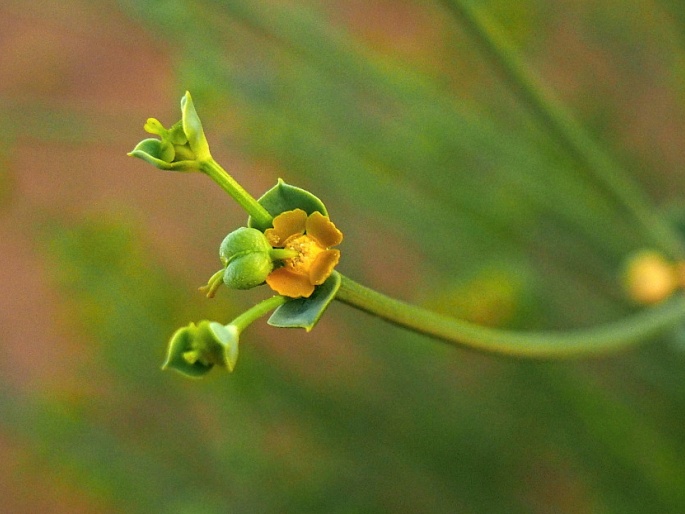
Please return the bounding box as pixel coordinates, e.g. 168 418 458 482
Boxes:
2 0 685 512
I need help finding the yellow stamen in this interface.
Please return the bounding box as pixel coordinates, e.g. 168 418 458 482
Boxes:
283 234 325 276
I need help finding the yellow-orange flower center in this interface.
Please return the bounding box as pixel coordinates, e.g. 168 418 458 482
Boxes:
283 234 326 276
264 208 343 298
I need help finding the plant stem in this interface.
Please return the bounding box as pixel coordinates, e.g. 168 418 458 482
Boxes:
200 268 226 298
231 295 288 331
199 158 273 227
270 249 299 261
440 0 685 258
335 274 685 358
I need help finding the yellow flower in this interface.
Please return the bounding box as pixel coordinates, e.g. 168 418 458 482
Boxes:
624 250 677 304
265 209 343 298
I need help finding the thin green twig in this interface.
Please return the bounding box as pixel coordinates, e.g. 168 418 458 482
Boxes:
199 158 273 227
231 295 288 331
336 274 685 358
440 0 685 258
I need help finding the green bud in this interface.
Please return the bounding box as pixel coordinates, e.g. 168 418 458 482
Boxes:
172 144 195 162
128 91 211 172
143 118 164 135
163 320 240 378
167 121 188 145
164 296 288 378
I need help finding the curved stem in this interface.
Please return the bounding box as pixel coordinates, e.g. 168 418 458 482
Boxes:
440 0 685 258
335 274 685 358
199 268 226 298
231 295 288 331
199 158 273 227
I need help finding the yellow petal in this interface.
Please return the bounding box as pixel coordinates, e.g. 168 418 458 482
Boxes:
309 249 340 285
306 211 343 248
265 209 307 247
266 267 315 298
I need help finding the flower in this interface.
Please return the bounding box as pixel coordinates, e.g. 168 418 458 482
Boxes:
163 320 240 378
624 250 677 304
264 208 343 298
128 91 210 171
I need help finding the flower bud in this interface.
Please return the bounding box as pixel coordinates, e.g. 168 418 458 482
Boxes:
624 250 677 304
163 320 240 378
128 92 210 171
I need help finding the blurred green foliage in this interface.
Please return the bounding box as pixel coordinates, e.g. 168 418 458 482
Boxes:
0 150 12 209
3 0 685 512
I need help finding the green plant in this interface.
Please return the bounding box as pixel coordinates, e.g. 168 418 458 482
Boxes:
130 82 685 376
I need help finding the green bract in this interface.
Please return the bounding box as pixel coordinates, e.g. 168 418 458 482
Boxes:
128 91 210 171
269 272 342 331
181 92 211 161
163 320 240 378
248 179 328 232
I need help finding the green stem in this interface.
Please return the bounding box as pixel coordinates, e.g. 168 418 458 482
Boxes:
270 249 299 261
231 295 288 331
199 268 226 298
199 158 273 227
440 0 685 258
335 274 685 358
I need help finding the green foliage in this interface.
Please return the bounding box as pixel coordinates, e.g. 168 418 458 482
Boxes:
137 0 645 315
0 149 12 210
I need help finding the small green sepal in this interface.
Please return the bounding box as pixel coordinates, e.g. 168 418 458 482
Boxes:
163 320 240 378
248 179 328 232
268 271 341 331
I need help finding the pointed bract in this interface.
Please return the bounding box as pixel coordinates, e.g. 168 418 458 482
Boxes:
181 91 211 161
